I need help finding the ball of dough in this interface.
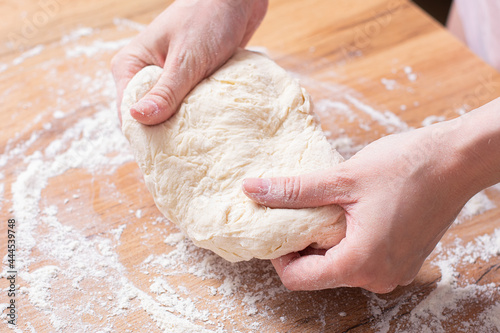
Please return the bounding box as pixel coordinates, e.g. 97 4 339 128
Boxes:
121 49 346 262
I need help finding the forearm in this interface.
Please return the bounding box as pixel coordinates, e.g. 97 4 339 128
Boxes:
449 97 500 194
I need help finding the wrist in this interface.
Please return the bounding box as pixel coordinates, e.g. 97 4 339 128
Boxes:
438 98 500 196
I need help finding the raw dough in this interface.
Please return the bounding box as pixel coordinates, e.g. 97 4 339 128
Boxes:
121 49 346 262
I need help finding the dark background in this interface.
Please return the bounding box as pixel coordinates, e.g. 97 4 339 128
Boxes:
413 0 453 25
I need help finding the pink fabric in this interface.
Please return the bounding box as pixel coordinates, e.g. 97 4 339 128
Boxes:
455 0 500 70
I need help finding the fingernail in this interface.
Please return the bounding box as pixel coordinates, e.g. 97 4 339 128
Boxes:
243 178 270 195
131 99 159 116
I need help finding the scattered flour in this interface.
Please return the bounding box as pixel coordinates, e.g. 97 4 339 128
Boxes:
60 27 95 45
246 45 270 56
328 136 366 159
164 232 185 246
365 229 500 333
421 115 446 127
24 266 60 311
492 183 500 192
404 66 418 82
405 229 500 332
11 45 45 66
113 17 146 32
149 278 210 322
345 94 410 132
456 191 496 223
52 110 65 119
480 302 500 329
456 106 468 115
110 224 127 241
65 38 131 58
381 77 397 90
314 98 359 123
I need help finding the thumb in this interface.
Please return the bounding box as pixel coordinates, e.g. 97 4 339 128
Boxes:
242 165 353 208
130 49 208 125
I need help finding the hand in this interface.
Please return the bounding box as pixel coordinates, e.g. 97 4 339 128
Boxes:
242 119 485 293
111 0 268 125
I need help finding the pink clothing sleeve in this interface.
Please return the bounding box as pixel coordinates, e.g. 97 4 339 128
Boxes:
455 0 500 70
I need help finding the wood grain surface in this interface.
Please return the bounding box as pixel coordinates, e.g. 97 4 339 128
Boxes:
1 0 499 332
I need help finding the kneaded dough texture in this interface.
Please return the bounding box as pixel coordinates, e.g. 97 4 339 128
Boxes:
122 49 346 262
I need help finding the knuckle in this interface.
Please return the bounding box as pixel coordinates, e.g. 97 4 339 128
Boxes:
149 84 177 111
170 42 225 81
333 174 356 201
170 47 204 79
171 48 192 68
282 177 302 203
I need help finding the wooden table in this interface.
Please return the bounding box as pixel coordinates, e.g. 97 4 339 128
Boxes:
1 0 499 332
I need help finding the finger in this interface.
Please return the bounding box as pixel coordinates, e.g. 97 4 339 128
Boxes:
357 254 421 293
271 252 300 276
271 238 357 291
130 45 219 125
242 165 353 209
400 277 415 287
362 276 410 294
399 263 421 287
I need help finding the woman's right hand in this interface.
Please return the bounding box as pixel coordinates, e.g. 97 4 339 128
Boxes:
243 96 500 293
